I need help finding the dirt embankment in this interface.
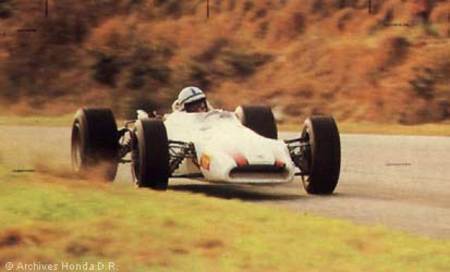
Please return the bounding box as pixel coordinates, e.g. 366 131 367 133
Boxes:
0 0 448 123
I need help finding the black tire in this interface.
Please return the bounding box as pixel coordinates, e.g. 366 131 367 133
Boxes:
235 105 278 139
132 119 169 190
301 116 341 195
71 108 119 181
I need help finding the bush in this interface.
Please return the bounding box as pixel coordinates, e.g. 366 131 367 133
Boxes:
195 38 229 62
92 53 122 87
153 0 199 18
0 0 12 19
125 63 171 89
124 44 173 89
377 36 410 70
271 9 306 40
222 50 272 77
410 67 435 100
191 39 272 82
186 62 212 89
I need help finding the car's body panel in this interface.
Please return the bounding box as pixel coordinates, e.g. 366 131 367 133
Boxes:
164 110 295 184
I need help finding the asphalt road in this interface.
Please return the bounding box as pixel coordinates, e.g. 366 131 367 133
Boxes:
1 126 449 238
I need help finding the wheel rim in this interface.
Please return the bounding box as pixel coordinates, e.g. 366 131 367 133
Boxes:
131 139 141 186
300 127 312 187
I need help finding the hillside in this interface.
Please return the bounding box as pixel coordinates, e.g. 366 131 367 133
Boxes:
0 0 448 123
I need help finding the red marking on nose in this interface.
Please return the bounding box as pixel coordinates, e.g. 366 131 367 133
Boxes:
233 153 249 167
275 160 286 168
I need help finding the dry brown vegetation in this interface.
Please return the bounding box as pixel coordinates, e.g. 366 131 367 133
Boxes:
0 0 448 123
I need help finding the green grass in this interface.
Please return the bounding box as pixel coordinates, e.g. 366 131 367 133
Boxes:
0 114 74 127
0 166 449 271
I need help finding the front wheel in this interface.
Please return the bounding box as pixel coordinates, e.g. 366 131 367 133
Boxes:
300 116 341 195
235 105 278 139
71 108 119 181
132 119 169 190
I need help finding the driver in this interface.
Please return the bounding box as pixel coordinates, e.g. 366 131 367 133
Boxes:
174 86 209 113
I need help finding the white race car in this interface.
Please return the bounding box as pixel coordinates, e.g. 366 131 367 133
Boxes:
71 106 341 194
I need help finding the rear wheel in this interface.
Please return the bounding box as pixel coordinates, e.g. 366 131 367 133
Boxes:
235 105 278 139
71 108 119 181
132 119 169 190
301 116 341 195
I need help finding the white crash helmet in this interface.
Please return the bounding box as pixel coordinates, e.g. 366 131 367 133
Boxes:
177 86 206 110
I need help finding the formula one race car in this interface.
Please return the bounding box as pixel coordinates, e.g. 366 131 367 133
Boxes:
71 106 341 194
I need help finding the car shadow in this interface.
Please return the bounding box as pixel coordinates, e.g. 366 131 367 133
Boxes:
169 184 303 201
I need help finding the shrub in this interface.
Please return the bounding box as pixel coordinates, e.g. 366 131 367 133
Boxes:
376 36 410 71
125 63 171 89
186 62 211 89
271 10 306 40
409 67 435 100
222 50 272 77
153 0 199 18
92 52 122 87
195 38 229 62
0 0 12 19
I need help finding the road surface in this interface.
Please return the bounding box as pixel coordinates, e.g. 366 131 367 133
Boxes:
1 126 449 238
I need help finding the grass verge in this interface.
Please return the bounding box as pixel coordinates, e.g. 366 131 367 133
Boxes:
0 166 449 271
0 114 75 127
